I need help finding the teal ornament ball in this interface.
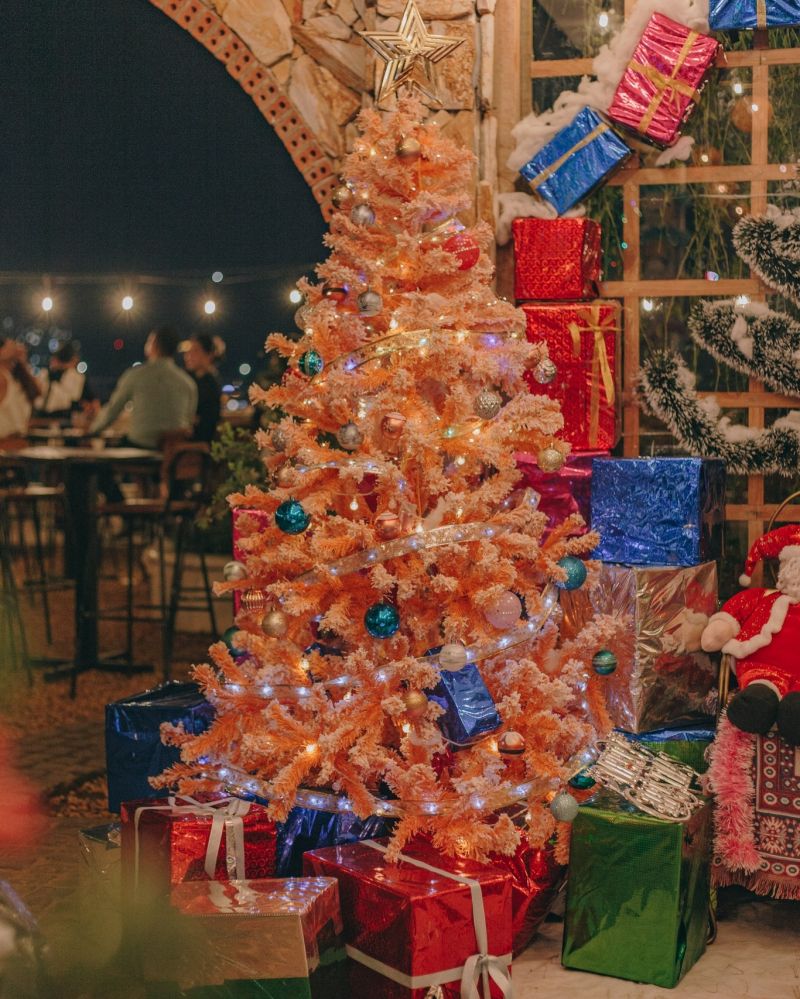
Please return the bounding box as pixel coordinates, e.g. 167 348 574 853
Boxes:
275 499 310 535
556 555 587 591
364 602 400 639
569 772 596 791
221 627 245 658
550 791 580 823
298 350 324 376
592 648 618 676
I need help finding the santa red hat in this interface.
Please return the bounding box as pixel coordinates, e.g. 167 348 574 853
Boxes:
740 524 800 586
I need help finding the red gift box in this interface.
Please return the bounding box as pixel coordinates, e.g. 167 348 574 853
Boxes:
515 450 601 536
120 795 277 902
512 218 601 302
523 301 621 451
489 842 566 958
303 839 513 998
607 13 720 148
231 508 270 614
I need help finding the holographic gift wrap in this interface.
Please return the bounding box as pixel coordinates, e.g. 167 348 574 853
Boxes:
519 107 632 215
562 798 712 988
120 795 277 904
78 825 123 967
232 508 271 614
105 682 215 813
427 661 502 747
591 457 726 566
523 302 621 450
275 806 393 877
304 839 513 999
621 723 715 773
141 877 345 994
515 450 598 535
512 218 601 302
607 13 720 148
709 0 800 29
489 841 566 958
560 561 718 732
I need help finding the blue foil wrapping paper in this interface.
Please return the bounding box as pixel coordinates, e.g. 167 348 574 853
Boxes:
620 724 715 772
519 107 632 215
105 681 215 813
709 0 800 29
275 807 392 877
427 661 502 747
591 457 726 566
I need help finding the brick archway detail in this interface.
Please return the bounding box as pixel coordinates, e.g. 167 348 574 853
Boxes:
149 0 339 219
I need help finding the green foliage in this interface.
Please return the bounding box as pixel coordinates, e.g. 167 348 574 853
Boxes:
203 422 265 528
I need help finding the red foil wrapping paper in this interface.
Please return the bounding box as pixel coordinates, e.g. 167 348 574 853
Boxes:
607 12 720 148
523 301 621 451
232 508 270 614
120 795 277 902
515 450 601 536
512 218 601 302
303 839 513 998
489 842 566 958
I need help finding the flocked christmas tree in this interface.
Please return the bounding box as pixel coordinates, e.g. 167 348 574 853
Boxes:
156 96 631 861
642 208 800 474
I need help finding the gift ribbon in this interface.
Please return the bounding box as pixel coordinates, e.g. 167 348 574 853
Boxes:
568 306 618 448
133 795 251 888
346 841 513 998
527 123 610 192
630 30 700 136
757 0 767 28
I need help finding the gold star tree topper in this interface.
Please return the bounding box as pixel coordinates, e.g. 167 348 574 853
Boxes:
359 0 465 106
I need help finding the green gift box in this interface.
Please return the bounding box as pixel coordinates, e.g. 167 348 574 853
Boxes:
562 800 712 989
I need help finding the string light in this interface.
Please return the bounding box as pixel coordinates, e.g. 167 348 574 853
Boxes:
289 289 303 304
121 295 134 311
41 296 53 313
211 271 224 283
204 299 217 315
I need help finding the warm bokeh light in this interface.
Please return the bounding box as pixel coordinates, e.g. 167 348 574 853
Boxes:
121 295 134 311
289 288 303 304
41 295 53 312
204 299 217 315
211 271 223 283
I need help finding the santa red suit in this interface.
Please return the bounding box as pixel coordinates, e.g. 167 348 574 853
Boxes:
702 524 800 743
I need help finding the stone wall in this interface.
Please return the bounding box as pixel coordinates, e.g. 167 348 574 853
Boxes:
148 0 497 224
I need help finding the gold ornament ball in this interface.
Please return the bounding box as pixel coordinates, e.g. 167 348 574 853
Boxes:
484 590 523 629
396 135 422 161
381 411 407 438
275 464 294 487
375 511 403 540
331 184 353 209
474 389 503 420
439 642 468 671
537 447 565 473
262 609 289 638
498 730 526 755
404 689 428 719
533 358 558 385
241 590 268 614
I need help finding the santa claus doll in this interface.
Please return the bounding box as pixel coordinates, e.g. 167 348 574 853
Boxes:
701 524 800 744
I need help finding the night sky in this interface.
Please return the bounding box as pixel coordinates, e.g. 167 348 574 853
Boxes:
0 0 328 394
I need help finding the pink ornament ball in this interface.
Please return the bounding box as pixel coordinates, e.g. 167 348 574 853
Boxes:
484 591 522 629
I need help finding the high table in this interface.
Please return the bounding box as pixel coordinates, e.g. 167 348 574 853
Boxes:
1 446 162 689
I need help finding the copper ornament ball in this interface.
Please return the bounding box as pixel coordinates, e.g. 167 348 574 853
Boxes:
498 730 526 755
375 511 402 540
404 690 428 719
331 184 353 209
537 447 565 472
241 590 267 614
396 135 422 161
322 285 348 302
381 411 407 438
262 609 289 638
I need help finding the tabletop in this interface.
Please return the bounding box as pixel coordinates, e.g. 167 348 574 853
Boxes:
0 445 161 464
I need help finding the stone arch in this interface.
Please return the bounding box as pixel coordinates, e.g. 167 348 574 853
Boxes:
149 0 342 219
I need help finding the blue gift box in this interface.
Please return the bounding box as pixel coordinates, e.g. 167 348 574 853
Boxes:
620 724 715 772
519 107 632 215
105 681 215 813
591 457 726 566
709 0 800 29
274 807 392 877
427 661 501 747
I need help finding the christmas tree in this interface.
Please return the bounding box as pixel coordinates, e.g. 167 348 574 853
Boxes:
157 97 629 861
641 209 800 474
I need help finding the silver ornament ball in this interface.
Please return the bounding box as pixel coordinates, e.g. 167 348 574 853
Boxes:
350 203 376 227
357 290 383 317
336 422 364 451
550 791 580 823
533 358 558 385
223 560 247 582
474 389 503 420
271 428 287 452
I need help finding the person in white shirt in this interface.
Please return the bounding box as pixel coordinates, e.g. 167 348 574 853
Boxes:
36 342 98 419
0 338 38 443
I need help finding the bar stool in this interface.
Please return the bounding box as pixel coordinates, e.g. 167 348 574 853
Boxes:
0 505 32 680
96 443 218 674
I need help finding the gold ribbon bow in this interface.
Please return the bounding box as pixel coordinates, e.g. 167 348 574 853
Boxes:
631 30 700 136
568 306 618 448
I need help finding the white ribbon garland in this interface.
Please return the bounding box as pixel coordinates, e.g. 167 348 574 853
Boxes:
351 841 512 999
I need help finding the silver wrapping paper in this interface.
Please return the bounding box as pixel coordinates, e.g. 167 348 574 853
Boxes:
561 562 718 732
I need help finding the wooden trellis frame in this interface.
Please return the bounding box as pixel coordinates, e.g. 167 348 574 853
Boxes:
525 5 800 567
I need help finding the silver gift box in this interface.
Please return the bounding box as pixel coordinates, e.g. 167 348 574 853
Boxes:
561 562 718 732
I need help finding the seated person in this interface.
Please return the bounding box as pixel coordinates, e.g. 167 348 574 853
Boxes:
0 338 39 444
182 333 222 443
35 342 98 420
